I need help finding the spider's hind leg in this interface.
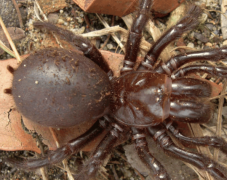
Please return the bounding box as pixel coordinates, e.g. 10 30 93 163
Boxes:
131 127 171 180
5 117 110 170
147 124 227 180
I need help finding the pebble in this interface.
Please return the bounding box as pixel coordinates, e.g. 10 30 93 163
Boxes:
66 17 72 22
107 43 114 49
223 40 227 46
206 23 214 31
77 17 84 23
205 42 212 47
71 26 85 34
194 32 209 43
188 32 194 40
57 19 64 25
48 13 59 24
187 42 194 49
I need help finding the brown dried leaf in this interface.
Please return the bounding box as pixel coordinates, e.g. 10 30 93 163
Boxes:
0 27 25 55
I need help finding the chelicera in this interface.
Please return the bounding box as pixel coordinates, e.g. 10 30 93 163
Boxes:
4 0 227 179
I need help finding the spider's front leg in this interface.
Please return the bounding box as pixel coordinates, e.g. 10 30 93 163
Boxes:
147 125 227 180
155 47 227 76
5 118 110 170
121 0 153 73
140 5 202 70
131 127 171 180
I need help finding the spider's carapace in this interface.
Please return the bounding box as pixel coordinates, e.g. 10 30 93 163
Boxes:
111 71 171 127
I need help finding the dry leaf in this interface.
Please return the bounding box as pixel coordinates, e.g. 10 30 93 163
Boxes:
0 27 25 55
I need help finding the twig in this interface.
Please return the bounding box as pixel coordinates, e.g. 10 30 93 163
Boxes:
11 0 23 28
100 16 115 50
0 16 21 63
209 92 227 100
0 40 16 57
34 0 62 48
96 14 125 52
20 118 48 180
34 0 48 21
49 128 74 180
170 46 196 52
214 80 227 160
111 165 120 180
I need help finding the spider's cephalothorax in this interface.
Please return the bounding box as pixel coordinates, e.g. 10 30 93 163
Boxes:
4 0 227 179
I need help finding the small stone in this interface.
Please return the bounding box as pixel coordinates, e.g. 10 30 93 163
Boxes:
187 42 194 49
194 32 209 43
188 32 194 39
71 26 85 34
77 17 84 23
205 42 212 47
58 19 64 25
200 13 208 24
223 40 227 46
66 17 72 22
47 13 59 24
107 43 113 49
59 10 63 14
205 23 214 31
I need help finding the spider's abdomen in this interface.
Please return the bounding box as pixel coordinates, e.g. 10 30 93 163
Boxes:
111 71 172 127
12 48 111 128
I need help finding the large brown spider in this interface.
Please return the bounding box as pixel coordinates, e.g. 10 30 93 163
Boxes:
4 0 227 179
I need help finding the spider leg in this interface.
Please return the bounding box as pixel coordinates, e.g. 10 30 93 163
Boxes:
154 47 227 75
74 120 123 180
139 5 202 70
173 64 227 78
121 0 153 73
33 22 113 77
131 127 171 180
147 125 227 180
163 119 227 154
5 118 110 170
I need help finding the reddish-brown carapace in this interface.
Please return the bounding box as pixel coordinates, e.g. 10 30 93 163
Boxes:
4 0 227 179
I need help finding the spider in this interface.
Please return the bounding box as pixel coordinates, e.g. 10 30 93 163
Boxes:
4 0 227 179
